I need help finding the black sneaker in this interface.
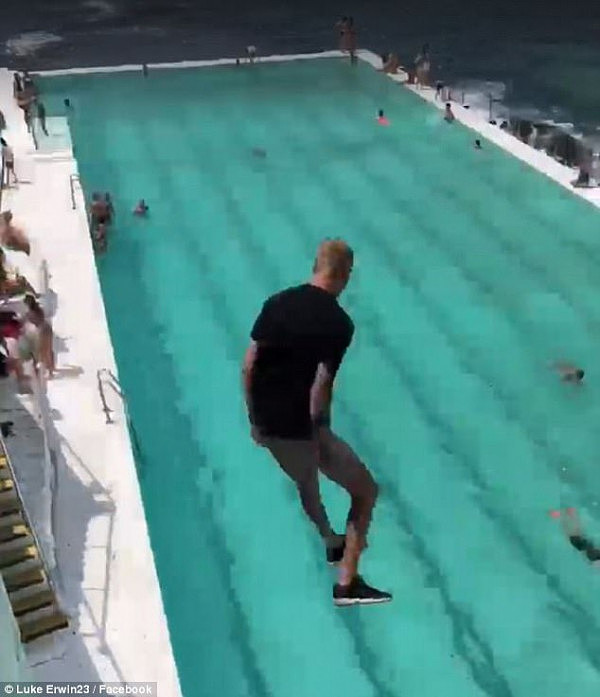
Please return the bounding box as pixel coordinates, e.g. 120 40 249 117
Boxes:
326 536 346 565
333 575 392 606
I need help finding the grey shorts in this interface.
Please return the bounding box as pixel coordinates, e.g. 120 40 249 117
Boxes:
263 428 376 499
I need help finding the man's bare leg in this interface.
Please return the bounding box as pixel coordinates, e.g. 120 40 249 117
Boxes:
317 429 391 604
264 437 343 550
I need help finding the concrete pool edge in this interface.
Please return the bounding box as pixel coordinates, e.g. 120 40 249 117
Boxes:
34 49 345 76
0 68 182 694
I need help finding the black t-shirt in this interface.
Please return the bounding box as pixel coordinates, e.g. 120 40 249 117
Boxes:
249 283 354 439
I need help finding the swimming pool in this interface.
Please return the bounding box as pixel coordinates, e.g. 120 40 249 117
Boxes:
41 58 600 697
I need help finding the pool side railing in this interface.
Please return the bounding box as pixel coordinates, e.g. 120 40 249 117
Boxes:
69 173 79 210
96 369 143 463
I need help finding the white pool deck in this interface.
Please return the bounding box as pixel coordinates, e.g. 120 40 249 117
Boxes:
0 47 598 691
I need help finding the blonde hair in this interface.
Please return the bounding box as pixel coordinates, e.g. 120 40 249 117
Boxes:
313 238 354 279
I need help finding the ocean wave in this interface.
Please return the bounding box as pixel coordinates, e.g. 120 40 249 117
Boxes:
5 32 63 57
81 0 118 20
448 79 576 130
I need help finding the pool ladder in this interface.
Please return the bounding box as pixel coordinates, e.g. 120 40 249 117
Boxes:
69 173 79 210
96 369 143 461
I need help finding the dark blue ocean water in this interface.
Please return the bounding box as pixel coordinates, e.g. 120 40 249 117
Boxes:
2 0 600 140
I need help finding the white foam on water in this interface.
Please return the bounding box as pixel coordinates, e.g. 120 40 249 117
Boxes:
5 32 63 57
447 79 510 123
81 0 118 19
445 78 590 150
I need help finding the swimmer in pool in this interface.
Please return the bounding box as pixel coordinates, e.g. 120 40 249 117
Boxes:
94 222 107 253
553 362 584 384
444 103 455 122
377 110 389 126
133 199 149 216
555 508 600 566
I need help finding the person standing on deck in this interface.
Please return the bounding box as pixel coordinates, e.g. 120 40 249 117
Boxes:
414 43 431 88
242 239 392 606
36 100 48 136
336 17 358 64
1 138 18 186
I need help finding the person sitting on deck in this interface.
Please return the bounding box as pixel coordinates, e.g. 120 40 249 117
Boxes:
133 199 149 216
571 160 594 188
379 53 400 74
444 103 455 122
0 211 31 255
0 249 37 298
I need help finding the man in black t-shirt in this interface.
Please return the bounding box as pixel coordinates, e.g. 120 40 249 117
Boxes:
242 239 391 606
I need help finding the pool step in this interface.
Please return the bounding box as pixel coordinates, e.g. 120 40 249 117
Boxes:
0 485 19 517
10 583 55 617
18 604 69 644
0 539 37 569
0 457 10 480
0 438 68 643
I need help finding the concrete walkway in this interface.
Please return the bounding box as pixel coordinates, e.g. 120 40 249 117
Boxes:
0 68 181 693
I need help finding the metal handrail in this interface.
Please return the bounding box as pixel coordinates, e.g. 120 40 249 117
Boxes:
96 368 143 461
69 173 79 210
96 369 114 424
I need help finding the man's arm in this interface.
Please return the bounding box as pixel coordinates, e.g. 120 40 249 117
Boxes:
311 323 354 427
242 340 259 423
310 362 334 426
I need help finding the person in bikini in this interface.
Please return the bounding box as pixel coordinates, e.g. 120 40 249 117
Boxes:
380 53 400 74
243 239 391 606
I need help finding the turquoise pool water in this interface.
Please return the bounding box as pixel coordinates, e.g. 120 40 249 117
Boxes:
41 59 600 697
